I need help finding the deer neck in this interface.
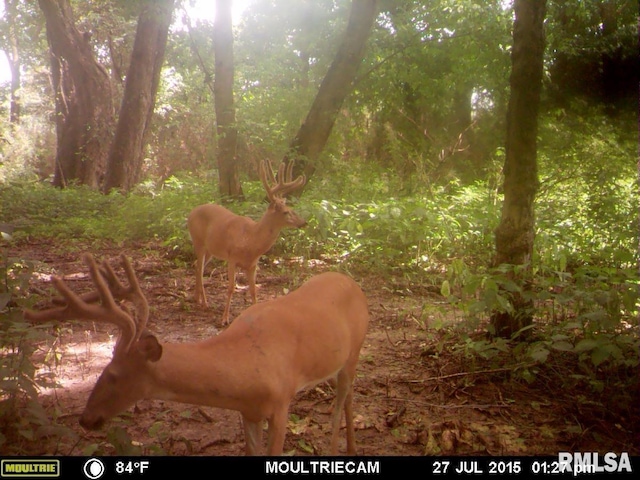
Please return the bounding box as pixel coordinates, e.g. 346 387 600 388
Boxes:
146 340 261 414
250 211 283 253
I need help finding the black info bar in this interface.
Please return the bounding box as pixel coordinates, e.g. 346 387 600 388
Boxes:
1 455 637 479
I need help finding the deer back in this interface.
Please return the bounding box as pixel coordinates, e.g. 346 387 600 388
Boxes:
224 272 369 390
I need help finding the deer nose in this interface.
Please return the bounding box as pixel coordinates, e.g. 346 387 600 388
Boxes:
79 414 105 431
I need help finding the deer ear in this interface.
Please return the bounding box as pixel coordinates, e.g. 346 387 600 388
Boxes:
136 333 163 362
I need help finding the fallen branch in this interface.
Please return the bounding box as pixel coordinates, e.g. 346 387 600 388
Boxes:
359 393 512 410
398 363 536 383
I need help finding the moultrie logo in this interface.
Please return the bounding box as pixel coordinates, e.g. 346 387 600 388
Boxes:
1 459 60 478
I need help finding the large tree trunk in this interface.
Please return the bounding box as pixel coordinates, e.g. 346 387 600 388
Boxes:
102 0 175 193
491 0 546 338
283 0 378 194
214 0 242 198
39 0 114 188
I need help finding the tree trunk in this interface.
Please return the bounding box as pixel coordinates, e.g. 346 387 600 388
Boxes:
4 0 21 124
283 0 378 194
214 0 242 198
39 0 114 188
491 0 546 338
102 0 175 193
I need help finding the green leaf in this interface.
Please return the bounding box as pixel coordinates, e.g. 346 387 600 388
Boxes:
591 346 610 367
297 439 314 454
519 368 537 383
499 279 521 292
551 341 574 352
441 280 451 297
574 338 598 353
529 347 550 363
82 444 100 456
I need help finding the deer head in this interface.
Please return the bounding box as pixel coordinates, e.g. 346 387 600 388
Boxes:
24 254 158 429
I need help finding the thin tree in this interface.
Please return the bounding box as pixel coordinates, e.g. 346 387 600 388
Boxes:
283 0 378 193
3 0 21 124
491 0 547 338
39 0 114 188
213 0 242 198
103 0 175 193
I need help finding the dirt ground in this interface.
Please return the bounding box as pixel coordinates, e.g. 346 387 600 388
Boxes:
5 239 639 457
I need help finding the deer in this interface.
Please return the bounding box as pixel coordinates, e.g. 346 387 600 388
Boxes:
24 254 369 455
188 160 307 324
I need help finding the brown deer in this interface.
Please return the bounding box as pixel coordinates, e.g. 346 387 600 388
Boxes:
188 160 306 324
24 254 369 455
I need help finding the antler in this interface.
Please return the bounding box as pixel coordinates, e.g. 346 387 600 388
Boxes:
24 254 146 358
51 255 149 330
259 160 306 201
97 254 149 335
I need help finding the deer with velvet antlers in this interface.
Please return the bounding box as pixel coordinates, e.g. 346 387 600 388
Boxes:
188 160 307 324
24 254 369 455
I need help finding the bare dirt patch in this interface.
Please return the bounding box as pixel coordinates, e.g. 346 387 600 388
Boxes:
4 239 639 457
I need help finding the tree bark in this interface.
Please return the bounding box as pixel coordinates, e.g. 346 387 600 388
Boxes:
39 0 114 188
283 0 378 194
214 0 242 198
102 0 175 193
491 0 546 338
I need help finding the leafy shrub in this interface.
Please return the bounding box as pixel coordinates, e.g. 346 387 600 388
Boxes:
442 259 639 389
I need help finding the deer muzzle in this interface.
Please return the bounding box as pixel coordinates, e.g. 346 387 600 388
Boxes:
79 412 105 431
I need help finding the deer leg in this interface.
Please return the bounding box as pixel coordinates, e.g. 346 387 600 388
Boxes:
247 263 258 305
265 406 289 456
222 262 236 324
243 417 264 456
195 252 211 306
330 369 355 455
344 389 356 455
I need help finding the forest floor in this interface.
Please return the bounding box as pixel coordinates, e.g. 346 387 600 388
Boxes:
4 239 639 458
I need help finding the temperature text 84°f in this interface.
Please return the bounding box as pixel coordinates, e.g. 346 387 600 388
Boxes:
115 461 150 475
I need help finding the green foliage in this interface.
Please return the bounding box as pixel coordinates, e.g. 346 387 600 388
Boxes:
442 258 639 390
536 103 637 269
545 0 638 101
0 249 75 453
0 175 215 251
300 179 499 276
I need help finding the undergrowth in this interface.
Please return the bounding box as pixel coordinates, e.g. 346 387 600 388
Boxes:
0 249 77 453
